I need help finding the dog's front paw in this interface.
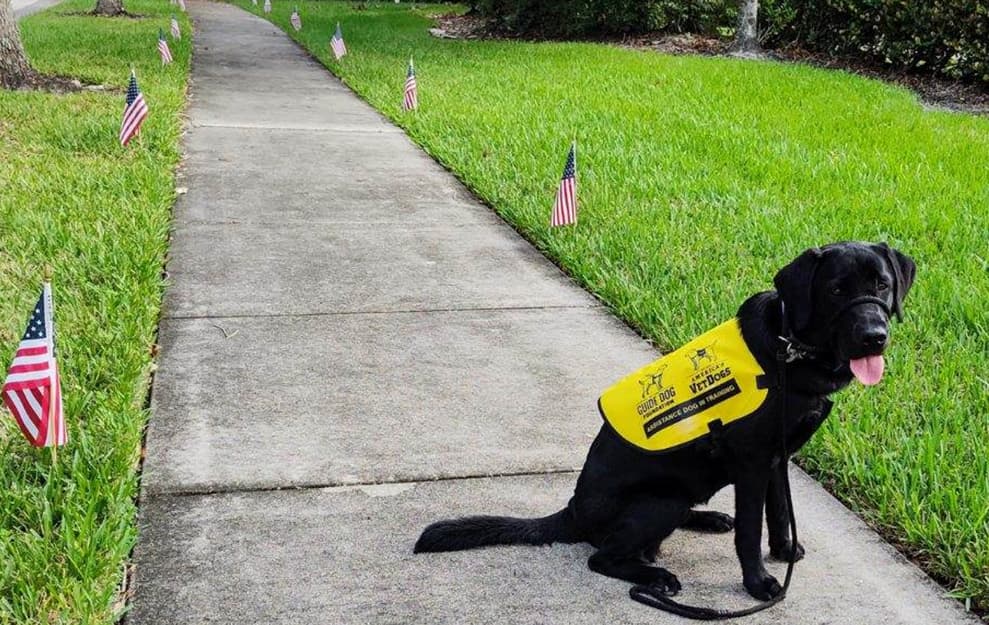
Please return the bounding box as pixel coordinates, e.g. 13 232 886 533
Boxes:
770 540 805 562
647 567 681 596
743 573 783 600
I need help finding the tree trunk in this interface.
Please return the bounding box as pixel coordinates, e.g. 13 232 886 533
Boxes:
93 0 123 16
0 0 32 88
730 0 761 56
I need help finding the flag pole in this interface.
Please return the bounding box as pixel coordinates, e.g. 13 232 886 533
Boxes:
44 265 57 465
572 137 577 228
135 65 145 149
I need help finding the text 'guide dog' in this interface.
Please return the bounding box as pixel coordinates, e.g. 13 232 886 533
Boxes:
415 242 916 604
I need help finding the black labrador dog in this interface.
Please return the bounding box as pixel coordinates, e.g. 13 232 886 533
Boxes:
415 242 915 601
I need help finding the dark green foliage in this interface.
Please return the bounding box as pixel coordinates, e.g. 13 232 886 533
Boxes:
477 0 989 83
764 0 989 82
474 0 731 37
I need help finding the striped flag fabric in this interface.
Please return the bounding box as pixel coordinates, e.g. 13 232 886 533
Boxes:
402 58 418 111
290 7 301 31
2 283 65 448
330 22 347 59
550 142 577 227
120 70 149 146
158 28 174 65
263 0 271 13
171 15 181 39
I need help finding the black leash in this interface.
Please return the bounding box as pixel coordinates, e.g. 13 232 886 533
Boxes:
628 469 797 619
629 309 800 620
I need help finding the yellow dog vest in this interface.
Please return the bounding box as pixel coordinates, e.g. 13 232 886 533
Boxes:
598 319 770 453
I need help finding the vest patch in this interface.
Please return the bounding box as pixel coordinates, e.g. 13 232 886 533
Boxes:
598 319 769 453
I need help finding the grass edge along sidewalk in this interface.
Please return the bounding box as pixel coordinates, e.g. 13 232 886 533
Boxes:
242 0 989 612
0 1 191 622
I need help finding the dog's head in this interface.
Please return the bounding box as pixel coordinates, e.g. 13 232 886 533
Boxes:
774 242 916 385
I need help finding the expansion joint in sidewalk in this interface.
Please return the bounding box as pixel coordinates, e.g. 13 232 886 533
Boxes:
147 468 582 500
161 303 597 322
192 122 403 134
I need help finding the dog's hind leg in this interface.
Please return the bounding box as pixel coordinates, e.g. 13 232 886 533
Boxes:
682 509 734 533
587 497 689 593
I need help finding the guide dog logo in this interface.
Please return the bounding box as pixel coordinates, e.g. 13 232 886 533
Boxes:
639 365 668 399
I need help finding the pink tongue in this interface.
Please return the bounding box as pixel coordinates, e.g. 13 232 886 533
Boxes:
849 355 885 386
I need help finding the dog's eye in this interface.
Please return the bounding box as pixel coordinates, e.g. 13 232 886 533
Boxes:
877 281 890 292
831 286 844 296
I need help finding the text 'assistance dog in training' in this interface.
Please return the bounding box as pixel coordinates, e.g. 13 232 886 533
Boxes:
414 241 915 610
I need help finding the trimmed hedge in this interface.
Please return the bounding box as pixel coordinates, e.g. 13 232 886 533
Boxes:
473 0 731 37
764 0 989 82
475 0 989 83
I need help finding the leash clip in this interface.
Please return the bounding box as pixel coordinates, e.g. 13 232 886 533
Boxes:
777 336 808 363
777 300 816 363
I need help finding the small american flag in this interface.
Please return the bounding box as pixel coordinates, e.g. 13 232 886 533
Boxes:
402 58 418 111
3 283 65 448
177 0 185 10
158 29 173 65
290 7 301 30
263 0 271 13
330 22 347 59
171 15 181 39
551 142 577 227
120 70 149 146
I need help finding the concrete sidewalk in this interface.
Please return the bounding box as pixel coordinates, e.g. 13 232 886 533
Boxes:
128 3 978 624
13 0 63 19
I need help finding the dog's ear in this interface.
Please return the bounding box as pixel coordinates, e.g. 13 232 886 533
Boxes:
774 247 823 333
873 242 916 321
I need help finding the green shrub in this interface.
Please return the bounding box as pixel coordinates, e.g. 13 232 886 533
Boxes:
476 0 989 84
764 0 989 82
474 0 732 37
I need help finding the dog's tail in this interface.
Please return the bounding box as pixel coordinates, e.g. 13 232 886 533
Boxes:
413 508 578 553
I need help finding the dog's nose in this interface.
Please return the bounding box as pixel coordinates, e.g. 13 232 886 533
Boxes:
861 327 888 351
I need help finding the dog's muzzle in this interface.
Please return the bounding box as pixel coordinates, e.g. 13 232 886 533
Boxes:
828 295 895 324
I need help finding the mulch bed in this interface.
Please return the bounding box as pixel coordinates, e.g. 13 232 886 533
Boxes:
430 14 989 115
428 14 486 40
5 70 113 94
7 71 85 93
57 10 146 18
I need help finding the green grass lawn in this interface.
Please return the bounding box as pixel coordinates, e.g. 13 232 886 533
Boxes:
0 1 190 622
242 0 989 609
